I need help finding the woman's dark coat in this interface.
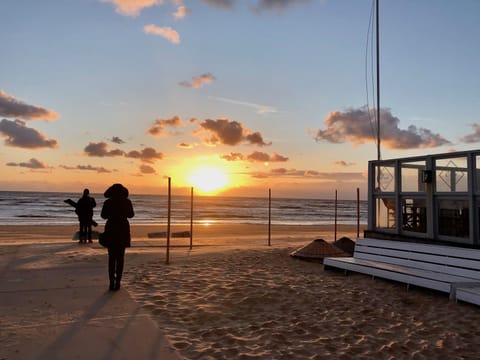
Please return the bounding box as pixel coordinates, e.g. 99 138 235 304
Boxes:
101 184 134 248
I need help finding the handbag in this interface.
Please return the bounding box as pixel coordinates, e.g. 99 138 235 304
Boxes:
98 232 111 248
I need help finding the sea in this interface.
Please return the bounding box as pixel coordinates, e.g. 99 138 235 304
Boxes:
0 191 368 226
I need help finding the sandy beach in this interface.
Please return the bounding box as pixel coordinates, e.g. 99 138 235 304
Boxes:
2 223 480 359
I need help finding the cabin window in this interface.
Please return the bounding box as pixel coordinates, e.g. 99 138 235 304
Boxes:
476 155 480 193
375 197 396 230
435 157 468 193
401 161 426 192
402 198 427 233
375 164 395 192
437 199 469 238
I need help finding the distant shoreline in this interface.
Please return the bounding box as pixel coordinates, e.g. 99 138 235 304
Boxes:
0 224 367 244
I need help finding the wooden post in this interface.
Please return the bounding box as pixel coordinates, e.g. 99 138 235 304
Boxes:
268 188 271 246
334 190 338 242
190 186 193 250
357 187 360 238
166 177 171 265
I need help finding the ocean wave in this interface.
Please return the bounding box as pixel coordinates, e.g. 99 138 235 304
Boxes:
0 191 368 226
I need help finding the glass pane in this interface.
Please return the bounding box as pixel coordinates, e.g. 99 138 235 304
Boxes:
435 157 468 192
438 199 469 238
375 164 395 192
401 161 426 192
375 197 396 229
402 198 427 233
476 155 480 193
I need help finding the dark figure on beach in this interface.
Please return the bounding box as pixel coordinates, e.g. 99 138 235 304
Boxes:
101 183 134 291
76 189 96 243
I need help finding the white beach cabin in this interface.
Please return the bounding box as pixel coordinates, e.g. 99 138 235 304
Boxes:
324 149 480 306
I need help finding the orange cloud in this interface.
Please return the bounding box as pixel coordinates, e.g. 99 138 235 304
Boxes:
221 151 288 162
250 168 365 181
312 107 451 149
179 73 216 88
139 164 157 174
84 141 164 163
460 124 480 143
198 118 271 146
177 142 193 149
173 5 190 19
335 160 356 167
147 115 183 137
125 147 164 163
84 141 125 157
144 24 180 44
0 90 59 121
60 164 112 173
6 158 49 169
0 119 58 149
100 0 164 16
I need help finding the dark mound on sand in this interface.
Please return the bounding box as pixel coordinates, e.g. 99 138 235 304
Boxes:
290 239 350 262
332 237 355 256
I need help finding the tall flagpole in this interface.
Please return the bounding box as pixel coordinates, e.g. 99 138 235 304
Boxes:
376 0 381 161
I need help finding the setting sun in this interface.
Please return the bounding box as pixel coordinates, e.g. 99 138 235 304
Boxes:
188 167 229 193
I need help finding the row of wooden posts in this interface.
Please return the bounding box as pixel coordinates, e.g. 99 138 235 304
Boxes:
162 177 361 264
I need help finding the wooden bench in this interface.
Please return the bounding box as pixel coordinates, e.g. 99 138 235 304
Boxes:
323 238 480 306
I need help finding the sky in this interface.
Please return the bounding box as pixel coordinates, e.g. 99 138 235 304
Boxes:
1 0 479 199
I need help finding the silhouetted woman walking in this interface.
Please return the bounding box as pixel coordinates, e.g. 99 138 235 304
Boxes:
101 183 134 291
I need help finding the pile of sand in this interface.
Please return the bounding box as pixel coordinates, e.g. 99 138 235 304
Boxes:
290 238 350 261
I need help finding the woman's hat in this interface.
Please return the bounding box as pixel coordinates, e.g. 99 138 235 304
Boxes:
104 183 129 198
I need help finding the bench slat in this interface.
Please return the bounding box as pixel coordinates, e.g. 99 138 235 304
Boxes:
355 252 480 280
324 257 475 284
358 238 480 260
323 257 451 293
456 287 480 305
355 246 480 269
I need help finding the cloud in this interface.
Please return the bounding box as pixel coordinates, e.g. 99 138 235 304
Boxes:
254 0 311 12
126 147 164 163
201 0 234 8
177 142 193 149
110 136 126 144
460 124 480 143
200 0 311 11
221 151 288 162
6 158 49 169
335 160 355 167
248 151 288 162
147 115 183 137
144 24 180 44
312 107 451 149
198 118 271 146
221 152 244 161
60 164 112 173
0 119 59 149
84 141 164 164
179 73 216 89
245 132 270 146
139 164 157 174
209 96 278 114
251 167 365 181
99 0 164 16
0 90 59 121
173 5 190 19
84 142 125 157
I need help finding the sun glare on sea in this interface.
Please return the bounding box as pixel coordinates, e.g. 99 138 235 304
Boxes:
188 167 229 193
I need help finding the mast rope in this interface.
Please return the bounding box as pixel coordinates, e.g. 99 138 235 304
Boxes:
365 0 377 150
